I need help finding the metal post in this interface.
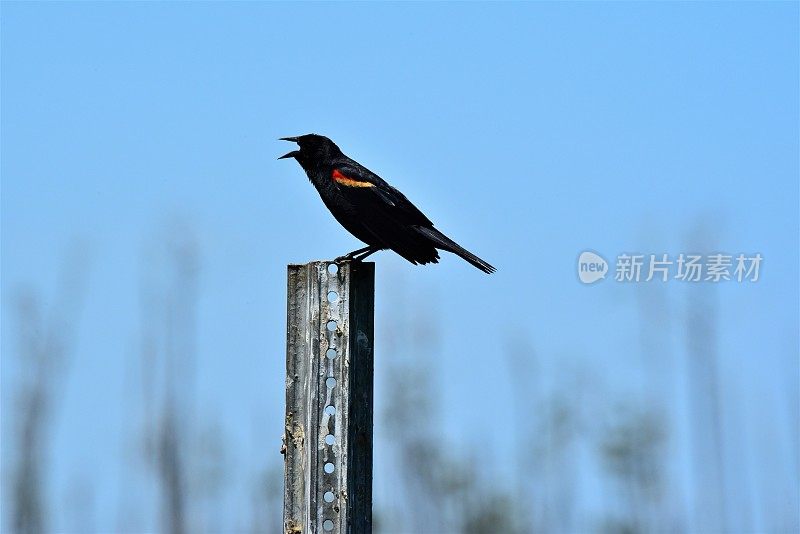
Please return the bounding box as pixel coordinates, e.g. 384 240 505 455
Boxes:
283 261 374 534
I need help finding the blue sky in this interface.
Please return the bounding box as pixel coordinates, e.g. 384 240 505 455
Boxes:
2 2 798 532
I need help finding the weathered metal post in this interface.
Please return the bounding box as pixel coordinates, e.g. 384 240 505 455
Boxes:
283 261 374 533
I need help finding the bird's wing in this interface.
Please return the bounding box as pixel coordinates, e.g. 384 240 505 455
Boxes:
331 163 433 227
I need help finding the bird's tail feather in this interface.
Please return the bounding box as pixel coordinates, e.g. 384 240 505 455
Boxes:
415 226 496 274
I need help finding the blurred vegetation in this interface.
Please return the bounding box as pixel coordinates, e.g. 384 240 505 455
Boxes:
8 246 87 534
3 231 798 533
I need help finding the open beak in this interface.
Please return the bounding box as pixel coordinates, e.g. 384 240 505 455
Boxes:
278 137 300 159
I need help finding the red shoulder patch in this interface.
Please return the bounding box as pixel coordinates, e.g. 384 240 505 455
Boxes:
331 169 374 188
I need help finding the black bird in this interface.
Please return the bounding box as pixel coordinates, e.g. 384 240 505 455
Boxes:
279 134 495 274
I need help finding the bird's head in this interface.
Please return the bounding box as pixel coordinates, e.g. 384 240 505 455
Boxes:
279 134 342 171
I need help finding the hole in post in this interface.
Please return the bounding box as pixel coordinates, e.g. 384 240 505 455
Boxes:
323 519 334 531
324 405 336 416
328 263 338 274
327 291 338 303
326 348 337 360
324 491 335 503
325 434 335 445
326 377 336 388
324 463 335 474
326 320 337 332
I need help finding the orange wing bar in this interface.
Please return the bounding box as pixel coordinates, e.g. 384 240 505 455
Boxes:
332 169 375 188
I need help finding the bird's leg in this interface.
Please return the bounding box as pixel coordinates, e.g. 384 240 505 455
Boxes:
351 246 381 261
334 245 374 263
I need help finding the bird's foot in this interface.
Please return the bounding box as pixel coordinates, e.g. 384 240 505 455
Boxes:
334 253 356 263
334 246 380 264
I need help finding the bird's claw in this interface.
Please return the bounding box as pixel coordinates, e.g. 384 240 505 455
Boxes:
334 246 375 264
333 254 358 263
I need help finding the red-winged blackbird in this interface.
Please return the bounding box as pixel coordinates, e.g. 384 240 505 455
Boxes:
279 134 495 274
